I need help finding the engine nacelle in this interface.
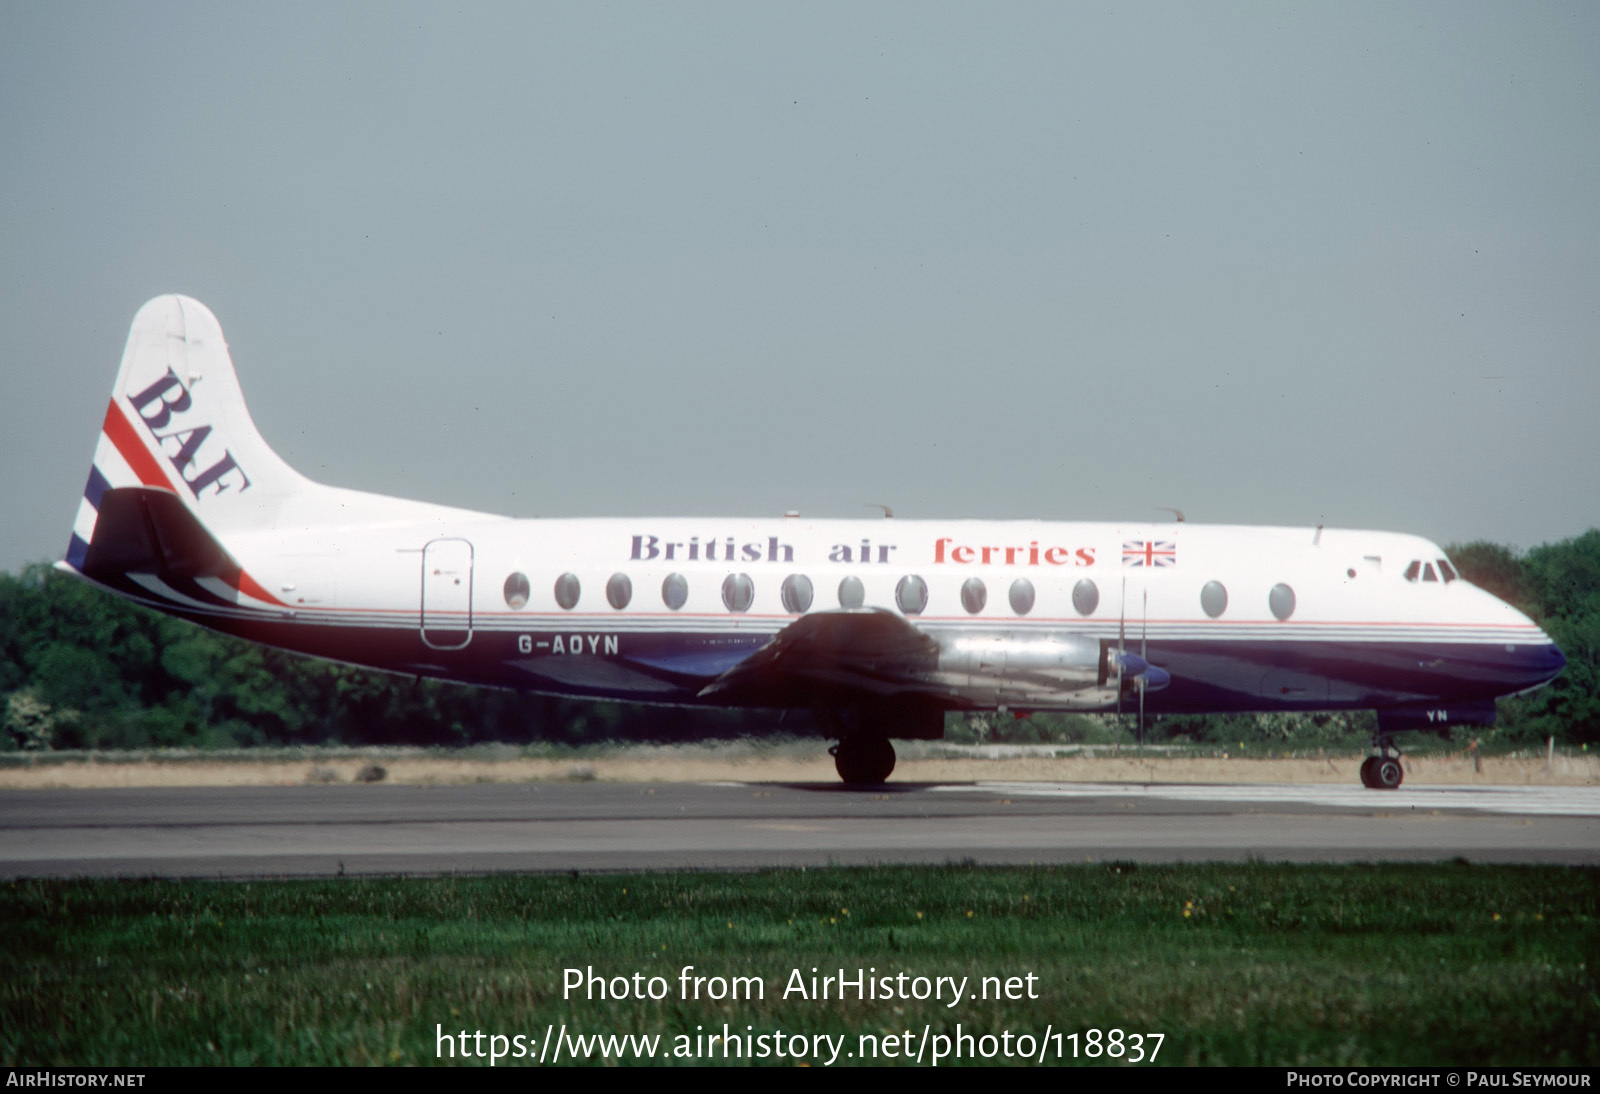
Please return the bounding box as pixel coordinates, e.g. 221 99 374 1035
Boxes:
936 631 1099 678
931 631 1116 707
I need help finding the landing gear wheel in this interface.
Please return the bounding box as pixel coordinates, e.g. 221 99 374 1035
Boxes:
1372 757 1403 790
1361 729 1405 790
831 737 895 785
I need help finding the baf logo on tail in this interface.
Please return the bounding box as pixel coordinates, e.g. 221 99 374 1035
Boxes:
123 369 251 499
65 295 285 572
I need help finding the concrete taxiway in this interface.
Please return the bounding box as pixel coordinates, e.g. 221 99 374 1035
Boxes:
1 780 1595 878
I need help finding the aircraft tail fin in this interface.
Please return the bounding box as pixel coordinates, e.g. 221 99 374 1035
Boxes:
65 294 313 571
64 294 504 584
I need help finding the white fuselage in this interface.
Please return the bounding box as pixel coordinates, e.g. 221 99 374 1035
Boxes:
61 296 1568 782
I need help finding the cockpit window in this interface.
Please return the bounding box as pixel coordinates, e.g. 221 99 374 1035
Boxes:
1404 557 1456 584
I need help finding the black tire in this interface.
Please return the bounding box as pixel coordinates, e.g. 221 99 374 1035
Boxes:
1359 757 1378 788
834 737 896 785
1373 757 1403 789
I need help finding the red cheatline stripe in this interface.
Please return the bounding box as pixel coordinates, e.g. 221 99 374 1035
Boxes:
236 571 287 607
102 399 176 490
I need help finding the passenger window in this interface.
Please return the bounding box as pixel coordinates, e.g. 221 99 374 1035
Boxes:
896 575 928 615
1200 580 1227 619
554 573 581 610
780 574 813 613
1073 579 1099 616
662 573 688 611
1269 583 1296 621
606 573 633 609
838 576 865 609
722 573 754 613
960 577 987 614
503 572 530 610
1009 578 1035 616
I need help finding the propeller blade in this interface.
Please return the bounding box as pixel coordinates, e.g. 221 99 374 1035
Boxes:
1138 676 1146 753
1116 577 1127 744
1140 588 1148 753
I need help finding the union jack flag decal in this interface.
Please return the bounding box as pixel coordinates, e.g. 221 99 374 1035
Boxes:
1123 540 1177 567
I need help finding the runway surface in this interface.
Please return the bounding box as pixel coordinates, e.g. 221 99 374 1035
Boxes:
2 780 1596 878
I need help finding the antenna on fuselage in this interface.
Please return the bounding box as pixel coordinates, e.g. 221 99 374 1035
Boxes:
866 503 894 519
1155 507 1186 523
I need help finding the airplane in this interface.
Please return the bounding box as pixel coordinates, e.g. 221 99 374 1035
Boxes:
57 295 1566 788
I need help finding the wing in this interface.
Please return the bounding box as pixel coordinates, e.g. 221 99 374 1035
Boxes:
696 608 941 707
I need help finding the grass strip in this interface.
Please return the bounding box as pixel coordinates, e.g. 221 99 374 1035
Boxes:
3 863 1596 1066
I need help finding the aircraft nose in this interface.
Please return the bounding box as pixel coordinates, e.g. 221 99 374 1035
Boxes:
1497 592 1566 691
1542 639 1566 680
1517 633 1566 690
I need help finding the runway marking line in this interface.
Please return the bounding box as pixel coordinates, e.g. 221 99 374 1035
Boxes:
930 781 1600 817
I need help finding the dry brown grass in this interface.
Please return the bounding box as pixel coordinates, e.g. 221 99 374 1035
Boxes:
1 741 1595 789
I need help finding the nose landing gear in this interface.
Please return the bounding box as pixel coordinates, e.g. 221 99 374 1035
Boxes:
1359 746 1404 790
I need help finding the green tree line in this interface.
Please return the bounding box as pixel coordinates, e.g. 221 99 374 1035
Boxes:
2 530 1596 751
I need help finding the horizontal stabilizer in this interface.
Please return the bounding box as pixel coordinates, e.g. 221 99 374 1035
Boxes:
82 487 241 583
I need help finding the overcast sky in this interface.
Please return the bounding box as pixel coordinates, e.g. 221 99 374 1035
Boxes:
2 2 1596 574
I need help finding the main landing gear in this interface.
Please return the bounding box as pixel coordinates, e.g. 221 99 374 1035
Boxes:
829 736 896 785
1359 739 1405 790
820 703 939 785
